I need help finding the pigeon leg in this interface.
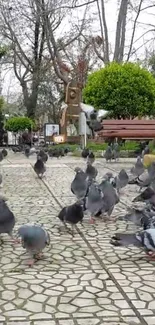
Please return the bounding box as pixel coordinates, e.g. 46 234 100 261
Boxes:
27 259 35 267
9 233 21 244
89 216 95 224
146 251 155 259
80 221 84 227
71 224 75 237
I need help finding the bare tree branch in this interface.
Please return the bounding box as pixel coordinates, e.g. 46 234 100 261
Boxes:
126 0 143 61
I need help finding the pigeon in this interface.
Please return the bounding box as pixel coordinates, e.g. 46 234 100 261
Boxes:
142 145 150 157
129 163 155 190
12 146 21 153
18 225 50 266
148 162 155 177
85 162 98 181
110 228 155 257
0 151 3 162
71 168 88 199
34 157 46 178
133 187 155 206
118 207 153 229
85 183 104 223
112 169 129 193
130 156 144 177
57 201 84 236
0 198 16 243
0 173 3 187
104 146 113 162
30 147 36 155
112 143 119 161
2 148 8 157
98 179 119 218
102 172 114 181
87 151 95 165
81 148 89 159
64 148 69 155
24 147 30 158
37 150 48 163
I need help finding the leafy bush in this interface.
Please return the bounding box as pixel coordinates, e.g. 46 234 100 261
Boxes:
87 142 107 151
121 141 140 151
49 144 79 152
83 62 155 119
5 116 35 132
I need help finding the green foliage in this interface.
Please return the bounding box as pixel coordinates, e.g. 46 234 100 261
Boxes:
87 142 107 151
0 46 8 59
5 116 35 132
83 62 155 119
49 144 79 152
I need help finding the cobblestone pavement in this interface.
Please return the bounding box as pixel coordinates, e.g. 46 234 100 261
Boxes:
0 153 154 325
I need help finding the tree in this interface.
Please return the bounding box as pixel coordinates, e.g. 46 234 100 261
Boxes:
0 0 49 118
5 116 34 132
83 62 155 119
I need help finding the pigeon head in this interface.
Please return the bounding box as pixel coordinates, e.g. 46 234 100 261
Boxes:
74 167 82 173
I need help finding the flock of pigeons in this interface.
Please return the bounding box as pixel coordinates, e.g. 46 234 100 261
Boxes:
0 144 155 267
57 147 155 260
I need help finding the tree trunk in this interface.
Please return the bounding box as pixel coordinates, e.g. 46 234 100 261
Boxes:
113 0 128 62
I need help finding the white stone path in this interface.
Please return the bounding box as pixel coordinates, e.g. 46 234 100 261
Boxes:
0 153 154 325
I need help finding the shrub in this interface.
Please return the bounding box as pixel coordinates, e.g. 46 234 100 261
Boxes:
5 116 35 133
83 62 155 119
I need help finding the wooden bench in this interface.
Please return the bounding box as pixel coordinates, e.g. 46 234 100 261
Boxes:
97 120 155 139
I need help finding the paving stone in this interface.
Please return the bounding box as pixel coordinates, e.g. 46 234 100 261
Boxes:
77 319 100 325
58 304 77 313
0 157 153 324
59 321 74 325
2 291 15 301
34 320 56 325
30 313 52 320
144 317 155 324
24 301 43 312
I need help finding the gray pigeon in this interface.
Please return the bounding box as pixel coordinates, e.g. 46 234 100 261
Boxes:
0 151 3 162
87 152 95 165
104 146 113 162
118 207 155 230
0 174 2 187
85 162 98 181
37 150 48 163
98 179 119 217
18 225 50 266
110 228 155 257
133 187 155 206
142 145 150 157
129 164 155 190
2 148 8 157
34 156 46 178
85 183 104 223
102 172 113 181
112 169 129 193
130 156 144 177
71 169 88 199
112 143 119 161
24 147 30 158
0 198 16 242
57 201 84 236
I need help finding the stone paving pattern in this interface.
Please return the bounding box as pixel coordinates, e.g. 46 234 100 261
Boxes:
0 153 154 324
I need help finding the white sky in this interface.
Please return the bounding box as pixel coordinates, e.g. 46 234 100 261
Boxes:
1 0 155 101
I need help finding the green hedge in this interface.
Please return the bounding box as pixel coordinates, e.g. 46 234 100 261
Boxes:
48 141 155 153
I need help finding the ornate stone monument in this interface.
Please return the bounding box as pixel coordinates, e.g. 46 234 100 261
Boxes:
60 80 82 143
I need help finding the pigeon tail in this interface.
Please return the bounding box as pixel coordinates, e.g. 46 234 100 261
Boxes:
110 233 141 247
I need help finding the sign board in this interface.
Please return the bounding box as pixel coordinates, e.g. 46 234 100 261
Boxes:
44 123 59 137
53 134 66 143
